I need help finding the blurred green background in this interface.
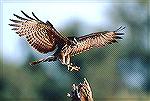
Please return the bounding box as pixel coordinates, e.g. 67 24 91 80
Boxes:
1 0 150 101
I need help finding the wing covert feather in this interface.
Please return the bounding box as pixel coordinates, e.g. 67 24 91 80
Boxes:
70 27 125 55
9 11 67 53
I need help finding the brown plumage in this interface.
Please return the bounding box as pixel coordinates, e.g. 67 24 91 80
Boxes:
9 11 125 71
9 11 70 53
67 78 93 101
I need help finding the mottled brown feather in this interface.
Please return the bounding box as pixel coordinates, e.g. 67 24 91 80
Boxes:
69 29 124 56
9 11 69 53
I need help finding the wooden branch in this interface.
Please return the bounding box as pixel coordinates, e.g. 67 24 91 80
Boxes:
67 78 93 101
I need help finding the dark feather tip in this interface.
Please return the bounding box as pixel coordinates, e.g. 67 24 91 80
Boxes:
21 10 35 20
9 19 13 21
8 24 14 26
16 32 21 35
115 26 126 32
116 33 124 35
13 14 17 16
112 40 118 43
114 36 123 39
11 28 18 30
10 19 21 23
13 14 20 18
8 24 20 27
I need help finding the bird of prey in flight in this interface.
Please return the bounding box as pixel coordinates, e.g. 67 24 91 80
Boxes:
9 11 125 71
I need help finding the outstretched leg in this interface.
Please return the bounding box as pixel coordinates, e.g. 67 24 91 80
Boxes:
30 55 56 65
60 54 80 71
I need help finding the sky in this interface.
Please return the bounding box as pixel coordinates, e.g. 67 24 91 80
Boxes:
1 1 148 92
1 0 112 85
1 1 111 64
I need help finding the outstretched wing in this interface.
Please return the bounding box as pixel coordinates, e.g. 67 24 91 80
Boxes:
70 26 125 55
9 11 68 53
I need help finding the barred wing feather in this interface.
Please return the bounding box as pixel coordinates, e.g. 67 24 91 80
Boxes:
71 26 125 55
9 11 68 53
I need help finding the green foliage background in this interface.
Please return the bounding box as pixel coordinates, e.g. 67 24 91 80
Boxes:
1 1 150 101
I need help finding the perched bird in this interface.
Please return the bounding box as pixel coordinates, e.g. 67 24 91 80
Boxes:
9 11 125 71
